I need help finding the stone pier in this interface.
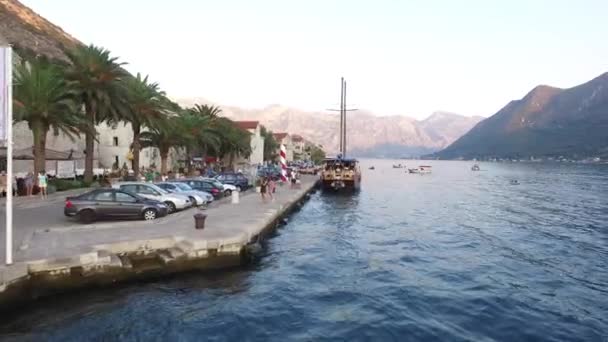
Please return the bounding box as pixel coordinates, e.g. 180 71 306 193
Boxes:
0 177 318 310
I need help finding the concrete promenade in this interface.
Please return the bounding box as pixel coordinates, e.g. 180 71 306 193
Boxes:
0 177 317 308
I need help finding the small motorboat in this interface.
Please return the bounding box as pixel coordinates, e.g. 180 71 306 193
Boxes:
510 180 520 185
471 164 480 171
419 166 432 174
408 168 419 174
369 166 375 170
392 164 404 169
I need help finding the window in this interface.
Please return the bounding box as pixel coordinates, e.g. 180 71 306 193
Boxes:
115 192 137 203
120 185 138 194
93 191 114 202
114 156 119 168
139 185 160 196
113 137 119 146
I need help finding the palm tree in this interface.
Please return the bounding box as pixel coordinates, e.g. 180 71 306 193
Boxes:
13 57 86 175
213 118 252 169
139 117 183 175
178 110 221 174
189 104 223 118
122 73 170 173
261 125 278 162
66 45 128 182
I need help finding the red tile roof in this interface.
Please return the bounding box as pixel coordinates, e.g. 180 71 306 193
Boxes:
291 134 304 142
234 121 259 130
273 133 288 141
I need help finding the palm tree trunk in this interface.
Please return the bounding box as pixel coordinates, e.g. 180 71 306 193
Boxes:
31 120 48 176
132 124 141 173
160 146 169 175
229 152 235 171
84 103 95 183
185 146 192 175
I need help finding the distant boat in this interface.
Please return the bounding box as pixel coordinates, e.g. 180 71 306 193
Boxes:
408 166 432 174
419 166 432 174
471 164 481 171
510 180 520 185
392 164 404 169
369 166 375 170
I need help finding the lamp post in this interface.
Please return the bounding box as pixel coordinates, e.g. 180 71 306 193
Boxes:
2 46 13 265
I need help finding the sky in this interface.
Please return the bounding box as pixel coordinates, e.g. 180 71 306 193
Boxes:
21 0 608 119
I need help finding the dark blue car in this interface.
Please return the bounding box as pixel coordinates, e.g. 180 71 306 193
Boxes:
215 173 250 191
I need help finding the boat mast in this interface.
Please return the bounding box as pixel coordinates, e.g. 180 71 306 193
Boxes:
339 77 344 155
343 79 347 158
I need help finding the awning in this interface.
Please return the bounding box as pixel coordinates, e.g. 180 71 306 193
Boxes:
0 147 87 160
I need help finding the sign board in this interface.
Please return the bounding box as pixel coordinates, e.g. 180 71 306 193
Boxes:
57 160 76 179
0 47 9 143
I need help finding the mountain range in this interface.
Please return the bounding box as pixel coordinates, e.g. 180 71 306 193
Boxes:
435 72 608 159
177 99 483 157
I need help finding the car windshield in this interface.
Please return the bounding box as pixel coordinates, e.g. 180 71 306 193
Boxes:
174 183 192 191
146 184 169 195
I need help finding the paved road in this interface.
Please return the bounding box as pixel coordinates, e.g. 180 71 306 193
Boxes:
0 189 258 264
0 195 81 264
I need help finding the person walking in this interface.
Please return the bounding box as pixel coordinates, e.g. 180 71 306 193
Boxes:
37 170 48 199
268 176 276 201
260 177 269 202
0 171 7 198
25 171 34 197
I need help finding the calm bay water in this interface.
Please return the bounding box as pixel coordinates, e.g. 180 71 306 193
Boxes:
1 160 607 341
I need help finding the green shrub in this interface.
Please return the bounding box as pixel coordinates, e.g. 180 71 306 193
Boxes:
48 179 89 192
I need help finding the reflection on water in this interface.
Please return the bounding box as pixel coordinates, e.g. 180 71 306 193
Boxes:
1 160 607 341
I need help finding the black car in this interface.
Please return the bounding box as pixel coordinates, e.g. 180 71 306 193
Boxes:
175 179 225 199
64 189 169 223
216 173 250 191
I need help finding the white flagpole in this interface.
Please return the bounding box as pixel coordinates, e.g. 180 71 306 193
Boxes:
5 47 13 265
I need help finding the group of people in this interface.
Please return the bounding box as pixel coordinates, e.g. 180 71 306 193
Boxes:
259 169 301 202
0 170 48 199
260 176 276 202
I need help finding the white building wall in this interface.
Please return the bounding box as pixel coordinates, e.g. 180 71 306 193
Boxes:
9 121 181 175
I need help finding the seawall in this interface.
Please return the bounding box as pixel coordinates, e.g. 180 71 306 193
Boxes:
0 178 318 312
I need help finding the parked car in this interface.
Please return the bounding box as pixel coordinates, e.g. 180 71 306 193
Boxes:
257 167 281 181
215 173 250 192
175 179 225 199
64 189 168 223
155 182 213 206
112 182 192 213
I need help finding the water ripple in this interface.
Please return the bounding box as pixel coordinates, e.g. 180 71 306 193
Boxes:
1 161 607 341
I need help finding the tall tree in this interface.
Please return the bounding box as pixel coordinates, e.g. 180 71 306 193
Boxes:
66 45 127 182
139 116 184 175
122 73 170 173
260 125 278 162
13 58 85 175
213 118 251 169
178 110 221 174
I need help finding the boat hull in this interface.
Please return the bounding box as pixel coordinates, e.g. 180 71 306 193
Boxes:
320 178 360 192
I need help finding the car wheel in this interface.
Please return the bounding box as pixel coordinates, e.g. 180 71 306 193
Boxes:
224 189 232 196
79 209 96 224
165 201 177 213
143 209 157 221
189 196 197 206
236 186 242 192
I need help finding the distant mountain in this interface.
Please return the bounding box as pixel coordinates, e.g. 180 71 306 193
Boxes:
435 72 608 159
176 99 483 157
0 0 81 62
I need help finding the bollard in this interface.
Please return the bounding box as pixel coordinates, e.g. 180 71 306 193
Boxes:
194 213 207 230
231 190 240 204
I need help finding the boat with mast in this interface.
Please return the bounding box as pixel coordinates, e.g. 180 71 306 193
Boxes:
320 78 362 191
